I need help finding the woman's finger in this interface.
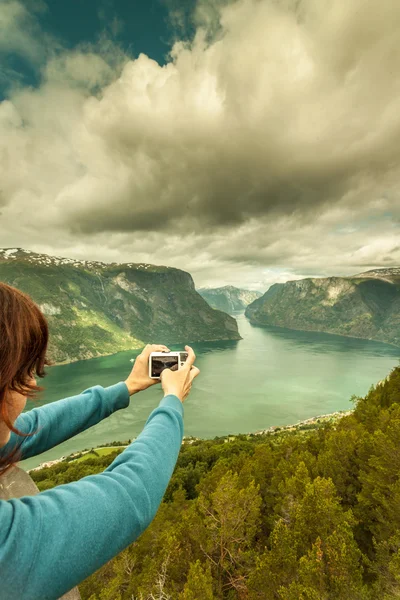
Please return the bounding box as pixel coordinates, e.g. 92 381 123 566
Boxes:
183 345 196 368
189 366 200 381
140 344 170 359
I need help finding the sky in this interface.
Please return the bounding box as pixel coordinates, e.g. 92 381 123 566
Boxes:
0 0 399 292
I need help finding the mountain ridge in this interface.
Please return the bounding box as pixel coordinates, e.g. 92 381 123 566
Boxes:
0 248 241 364
197 285 262 314
245 266 400 347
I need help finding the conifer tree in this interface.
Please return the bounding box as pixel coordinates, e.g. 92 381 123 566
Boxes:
196 471 262 596
179 560 214 600
247 475 366 599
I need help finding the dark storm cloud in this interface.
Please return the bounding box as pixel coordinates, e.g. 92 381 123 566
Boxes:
65 159 356 235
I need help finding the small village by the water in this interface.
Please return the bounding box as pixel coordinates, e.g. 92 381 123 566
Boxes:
27 408 353 473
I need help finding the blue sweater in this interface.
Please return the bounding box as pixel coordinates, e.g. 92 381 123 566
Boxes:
0 382 184 600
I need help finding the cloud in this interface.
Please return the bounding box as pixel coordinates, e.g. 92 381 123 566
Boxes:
0 0 62 95
0 0 45 63
0 0 400 288
0 1 127 96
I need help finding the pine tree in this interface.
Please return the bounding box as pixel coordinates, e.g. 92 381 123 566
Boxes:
179 560 214 600
196 470 262 597
247 476 366 599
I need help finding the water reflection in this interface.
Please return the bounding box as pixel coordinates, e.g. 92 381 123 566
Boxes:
248 320 400 357
169 339 240 355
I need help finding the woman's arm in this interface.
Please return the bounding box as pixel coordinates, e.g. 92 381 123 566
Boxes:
0 393 183 600
0 382 131 461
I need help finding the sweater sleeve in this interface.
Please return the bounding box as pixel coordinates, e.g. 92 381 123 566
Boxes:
0 394 184 600
0 381 131 461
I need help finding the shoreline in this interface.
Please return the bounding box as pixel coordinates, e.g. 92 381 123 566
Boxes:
27 408 353 473
51 313 400 367
251 408 353 436
50 333 242 367
245 318 400 350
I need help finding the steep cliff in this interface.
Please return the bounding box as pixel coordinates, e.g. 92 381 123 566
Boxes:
0 248 241 364
245 268 400 347
197 285 262 314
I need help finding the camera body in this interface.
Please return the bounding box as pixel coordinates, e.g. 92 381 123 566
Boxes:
149 351 189 379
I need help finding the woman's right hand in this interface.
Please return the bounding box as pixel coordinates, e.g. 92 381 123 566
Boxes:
160 345 200 403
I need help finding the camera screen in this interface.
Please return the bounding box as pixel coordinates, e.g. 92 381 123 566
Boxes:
151 356 179 377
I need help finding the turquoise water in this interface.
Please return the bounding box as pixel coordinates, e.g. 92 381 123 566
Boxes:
19 313 400 470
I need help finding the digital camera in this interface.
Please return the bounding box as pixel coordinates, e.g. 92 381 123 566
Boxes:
149 351 189 379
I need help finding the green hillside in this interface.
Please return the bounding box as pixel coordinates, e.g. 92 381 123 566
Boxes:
0 248 241 364
31 365 400 599
246 268 400 347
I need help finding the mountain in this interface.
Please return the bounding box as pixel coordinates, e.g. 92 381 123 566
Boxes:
197 285 263 314
0 248 241 364
245 267 400 347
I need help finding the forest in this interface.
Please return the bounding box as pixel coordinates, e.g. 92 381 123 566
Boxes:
31 366 400 599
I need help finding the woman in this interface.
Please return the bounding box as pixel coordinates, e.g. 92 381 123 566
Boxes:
0 282 200 600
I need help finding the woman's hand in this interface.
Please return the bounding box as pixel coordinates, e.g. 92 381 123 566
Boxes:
124 344 170 395
160 345 200 403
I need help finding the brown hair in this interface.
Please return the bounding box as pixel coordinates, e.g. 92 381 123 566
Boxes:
0 282 54 477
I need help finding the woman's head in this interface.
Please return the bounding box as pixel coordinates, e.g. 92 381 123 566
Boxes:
0 282 53 476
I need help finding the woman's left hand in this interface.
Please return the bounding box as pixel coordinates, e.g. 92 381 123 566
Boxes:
124 344 170 395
